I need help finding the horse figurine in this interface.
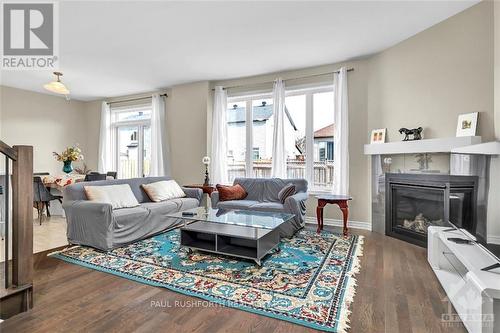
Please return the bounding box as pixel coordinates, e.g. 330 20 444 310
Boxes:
399 127 423 141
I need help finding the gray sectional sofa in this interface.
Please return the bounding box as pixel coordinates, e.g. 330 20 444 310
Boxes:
211 178 308 238
63 176 202 251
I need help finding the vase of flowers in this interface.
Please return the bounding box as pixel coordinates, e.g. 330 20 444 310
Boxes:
53 145 84 174
62 160 73 173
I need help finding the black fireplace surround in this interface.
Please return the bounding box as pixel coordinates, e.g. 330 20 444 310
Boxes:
385 173 478 247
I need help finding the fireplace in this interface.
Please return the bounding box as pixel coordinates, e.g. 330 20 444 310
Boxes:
385 173 478 247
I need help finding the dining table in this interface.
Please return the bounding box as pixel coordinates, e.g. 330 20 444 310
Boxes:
41 173 115 217
42 174 87 191
36 174 86 217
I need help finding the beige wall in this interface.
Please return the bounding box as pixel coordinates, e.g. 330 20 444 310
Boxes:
166 81 210 185
84 82 211 185
0 81 211 185
0 1 496 235
367 1 499 240
83 100 102 171
367 1 494 142
0 86 90 175
207 2 495 227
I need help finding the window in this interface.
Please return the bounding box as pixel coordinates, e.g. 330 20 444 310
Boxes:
252 148 260 160
115 109 151 122
226 101 247 183
283 94 306 180
111 105 152 179
284 86 334 191
319 146 326 161
252 98 273 177
226 85 334 191
226 94 273 182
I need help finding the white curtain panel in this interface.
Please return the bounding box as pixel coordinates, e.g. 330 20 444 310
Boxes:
150 94 171 177
271 78 287 178
97 101 111 173
210 86 228 185
333 67 349 195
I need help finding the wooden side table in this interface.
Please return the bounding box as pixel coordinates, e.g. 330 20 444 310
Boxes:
183 184 216 197
316 195 352 236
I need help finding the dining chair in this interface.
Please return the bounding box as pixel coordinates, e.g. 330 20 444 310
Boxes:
106 171 117 179
84 173 107 182
33 176 63 225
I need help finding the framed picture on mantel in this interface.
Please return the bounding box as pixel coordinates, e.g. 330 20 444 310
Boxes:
370 128 386 144
456 112 478 137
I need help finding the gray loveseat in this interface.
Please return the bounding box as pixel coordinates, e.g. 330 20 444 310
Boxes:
211 178 308 238
63 176 202 251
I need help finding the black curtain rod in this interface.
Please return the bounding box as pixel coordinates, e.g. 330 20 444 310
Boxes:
107 93 168 105
212 68 354 91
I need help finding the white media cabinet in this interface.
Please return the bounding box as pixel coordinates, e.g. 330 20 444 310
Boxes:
428 226 500 333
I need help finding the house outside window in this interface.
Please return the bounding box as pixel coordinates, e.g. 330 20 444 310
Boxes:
314 124 334 161
252 147 260 160
110 105 152 179
226 85 334 191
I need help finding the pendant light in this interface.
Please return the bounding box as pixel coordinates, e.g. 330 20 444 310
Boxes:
43 71 70 95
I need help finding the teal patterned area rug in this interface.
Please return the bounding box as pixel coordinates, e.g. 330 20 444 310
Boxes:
50 229 364 332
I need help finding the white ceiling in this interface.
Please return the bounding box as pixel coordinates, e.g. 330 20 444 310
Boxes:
0 1 479 101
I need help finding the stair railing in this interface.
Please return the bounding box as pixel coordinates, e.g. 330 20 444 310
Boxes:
0 140 33 292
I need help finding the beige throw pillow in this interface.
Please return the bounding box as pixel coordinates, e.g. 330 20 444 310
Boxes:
141 180 186 202
84 184 140 209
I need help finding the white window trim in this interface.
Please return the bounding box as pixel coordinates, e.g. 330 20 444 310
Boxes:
305 92 314 187
285 85 333 97
229 92 272 103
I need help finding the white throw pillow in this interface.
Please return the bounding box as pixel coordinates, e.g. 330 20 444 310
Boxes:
84 184 140 209
141 180 186 202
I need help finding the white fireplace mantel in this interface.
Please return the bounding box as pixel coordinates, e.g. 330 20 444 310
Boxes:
364 136 482 155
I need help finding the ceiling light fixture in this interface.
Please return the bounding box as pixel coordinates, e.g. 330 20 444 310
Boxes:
44 71 70 96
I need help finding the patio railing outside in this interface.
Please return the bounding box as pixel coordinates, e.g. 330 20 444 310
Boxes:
119 158 334 189
119 159 150 179
228 159 334 188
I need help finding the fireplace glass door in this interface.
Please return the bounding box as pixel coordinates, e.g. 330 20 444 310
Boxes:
391 185 447 235
449 188 476 236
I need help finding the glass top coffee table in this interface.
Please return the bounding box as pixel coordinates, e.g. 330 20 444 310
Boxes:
166 207 295 265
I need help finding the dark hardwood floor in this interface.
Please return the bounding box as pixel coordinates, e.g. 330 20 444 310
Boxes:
1 226 467 333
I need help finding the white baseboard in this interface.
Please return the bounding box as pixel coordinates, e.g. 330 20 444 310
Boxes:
305 216 372 231
487 235 500 245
